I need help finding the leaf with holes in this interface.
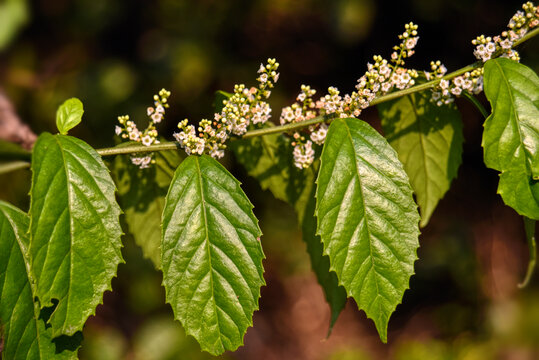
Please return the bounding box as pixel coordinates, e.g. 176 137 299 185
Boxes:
29 132 123 336
161 155 265 355
316 118 420 342
378 91 463 227
113 149 183 268
0 201 80 359
483 58 539 219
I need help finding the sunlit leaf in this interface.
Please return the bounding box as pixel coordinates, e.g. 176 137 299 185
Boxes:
161 155 264 355
378 91 463 227
29 133 123 336
56 98 84 135
483 58 539 219
316 118 420 342
0 201 79 359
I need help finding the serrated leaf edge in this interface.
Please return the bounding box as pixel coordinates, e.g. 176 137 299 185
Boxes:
160 155 265 355
314 118 420 343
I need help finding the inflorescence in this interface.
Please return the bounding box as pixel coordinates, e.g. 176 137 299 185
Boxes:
114 89 170 168
114 2 537 170
173 59 279 157
281 22 420 169
428 1 538 107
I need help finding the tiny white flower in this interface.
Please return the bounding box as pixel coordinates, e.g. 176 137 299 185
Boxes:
142 135 153 146
151 113 163 123
115 126 122 136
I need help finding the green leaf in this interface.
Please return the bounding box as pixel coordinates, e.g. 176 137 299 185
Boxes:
161 155 265 355
378 91 463 227
29 132 123 336
0 0 28 51
483 58 539 219
113 149 183 268
316 118 420 342
230 130 291 203
56 98 84 135
0 201 79 359
231 135 347 330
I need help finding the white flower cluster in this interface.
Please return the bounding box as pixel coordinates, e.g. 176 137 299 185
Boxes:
115 89 170 168
473 2 538 63
280 23 421 169
174 59 280 158
429 2 538 107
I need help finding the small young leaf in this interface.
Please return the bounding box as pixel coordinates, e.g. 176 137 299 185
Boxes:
0 201 79 359
56 98 84 135
483 58 539 219
316 118 420 342
113 149 183 268
378 91 463 227
161 155 265 355
29 132 123 337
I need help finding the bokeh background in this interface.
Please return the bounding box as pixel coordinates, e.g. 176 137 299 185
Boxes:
1 0 539 359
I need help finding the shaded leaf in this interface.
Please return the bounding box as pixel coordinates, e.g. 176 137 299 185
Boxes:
0 201 79 359
113 149 183 268
316 118 420 342
378 91 463 227
29 133 123 336
56 98 84 135
161 155 264 355
231 134 347 330
297 175 347 333
483 58 539 219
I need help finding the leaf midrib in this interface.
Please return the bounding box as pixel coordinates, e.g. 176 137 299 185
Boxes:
55 135 74 334
342 122 382 310
492 60 527 170
194 157 224 351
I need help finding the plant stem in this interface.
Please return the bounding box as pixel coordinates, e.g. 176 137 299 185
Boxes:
97 142 179 156
1 27 538 166
0 161 30 174
519 217 537 288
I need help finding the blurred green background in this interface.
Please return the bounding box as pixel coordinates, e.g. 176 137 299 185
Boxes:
1 0 539 359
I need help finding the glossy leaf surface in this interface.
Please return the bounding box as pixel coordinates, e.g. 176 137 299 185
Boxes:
316 118 420 342
483 58 539 219
29 133 123 336
161 155 264 355
56 98 84 135
0 201 78 359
